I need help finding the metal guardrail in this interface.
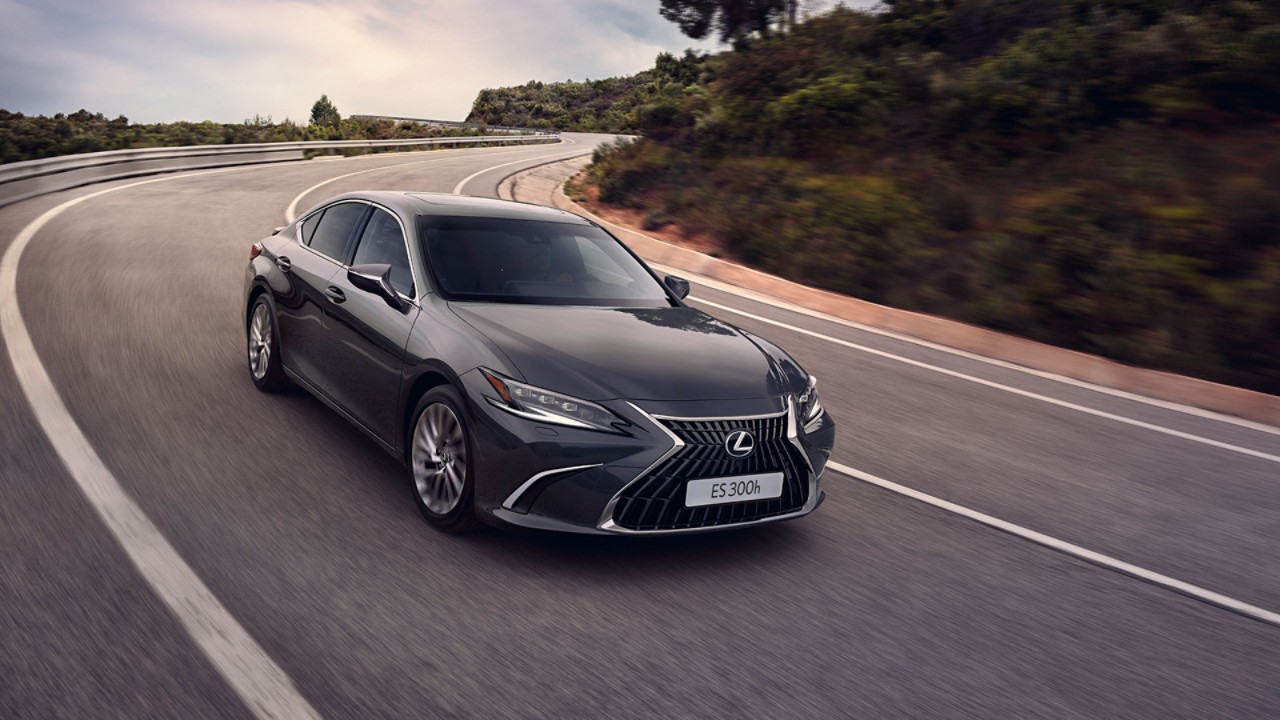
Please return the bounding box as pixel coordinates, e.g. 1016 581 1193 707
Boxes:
0 134 558 209
349 115 558 136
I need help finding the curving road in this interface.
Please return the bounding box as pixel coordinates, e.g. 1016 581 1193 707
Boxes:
2 134 1278 719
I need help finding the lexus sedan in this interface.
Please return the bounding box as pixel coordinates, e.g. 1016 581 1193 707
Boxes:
243 191 835 534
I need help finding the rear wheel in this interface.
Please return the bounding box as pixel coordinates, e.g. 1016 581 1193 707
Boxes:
247 295 288 392
409 386 481 533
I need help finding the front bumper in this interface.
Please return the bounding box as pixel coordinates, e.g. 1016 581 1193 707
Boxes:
460 370 836 535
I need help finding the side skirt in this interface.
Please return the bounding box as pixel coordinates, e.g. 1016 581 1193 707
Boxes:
283 367 403 462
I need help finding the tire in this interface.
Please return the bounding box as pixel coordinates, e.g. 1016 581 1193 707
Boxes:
408 386 481 533
246 294 289 392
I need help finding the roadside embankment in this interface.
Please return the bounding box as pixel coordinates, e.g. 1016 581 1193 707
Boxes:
501 158 1280 427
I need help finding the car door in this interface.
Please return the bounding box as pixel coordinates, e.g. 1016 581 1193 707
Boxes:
321 205 420 444
272 202 366 385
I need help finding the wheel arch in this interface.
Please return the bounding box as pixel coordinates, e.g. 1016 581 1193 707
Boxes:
245 283 271 328
401 364 462 461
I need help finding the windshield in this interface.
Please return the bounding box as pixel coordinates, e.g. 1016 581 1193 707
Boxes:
419 216 674 306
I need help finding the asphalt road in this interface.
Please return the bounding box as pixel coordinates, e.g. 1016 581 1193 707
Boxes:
1 133 1278 719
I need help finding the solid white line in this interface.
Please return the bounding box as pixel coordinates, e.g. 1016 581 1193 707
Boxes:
828 461 1280 627
451 140 585 196
581 210 1280 438
670 267 1280 439
1 169 323 720
284 143 560 222
690 296 1280 465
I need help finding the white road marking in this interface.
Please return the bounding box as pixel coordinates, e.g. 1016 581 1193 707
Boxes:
828 461 1280 627
451 139 585 196
672 267 1280 439
581 209 1280 438
1 169 323 720
689 296 1280 465
284 143 562 222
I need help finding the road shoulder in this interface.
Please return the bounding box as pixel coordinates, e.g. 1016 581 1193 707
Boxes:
502 158 1280 427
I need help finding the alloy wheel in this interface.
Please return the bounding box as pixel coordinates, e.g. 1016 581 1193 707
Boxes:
248 302 272 381
412 402 468 514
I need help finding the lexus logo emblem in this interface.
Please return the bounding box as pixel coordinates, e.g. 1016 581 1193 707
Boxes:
725 430 755 458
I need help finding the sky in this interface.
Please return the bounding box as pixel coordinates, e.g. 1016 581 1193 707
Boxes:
0 0 737 124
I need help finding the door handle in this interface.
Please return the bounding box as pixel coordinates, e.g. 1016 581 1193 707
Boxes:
325 286 346 304
275 256 291 273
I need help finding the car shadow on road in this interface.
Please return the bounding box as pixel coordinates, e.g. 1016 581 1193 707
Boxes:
272 380 819 581
458 516 818 583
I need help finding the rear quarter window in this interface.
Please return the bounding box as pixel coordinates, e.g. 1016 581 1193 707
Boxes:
298 212 321 246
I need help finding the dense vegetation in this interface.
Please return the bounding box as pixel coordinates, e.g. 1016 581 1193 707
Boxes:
464 51 706 133
660 0 801 43
0 108 482 165
582 0 1280 393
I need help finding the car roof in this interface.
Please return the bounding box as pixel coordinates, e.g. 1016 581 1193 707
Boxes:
319 191 594 226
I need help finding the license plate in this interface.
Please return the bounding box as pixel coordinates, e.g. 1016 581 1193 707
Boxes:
685 473 784 508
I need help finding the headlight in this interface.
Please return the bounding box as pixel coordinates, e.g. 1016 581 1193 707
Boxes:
796 375 823 427
480 368 624 433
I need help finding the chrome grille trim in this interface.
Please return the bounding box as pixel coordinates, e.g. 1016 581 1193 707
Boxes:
598 401 814 533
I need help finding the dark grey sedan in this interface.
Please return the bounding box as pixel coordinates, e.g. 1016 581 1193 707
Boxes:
243 191 834 534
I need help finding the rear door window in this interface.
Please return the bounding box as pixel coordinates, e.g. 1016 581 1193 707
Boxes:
351 208 415 296
307 202 367 262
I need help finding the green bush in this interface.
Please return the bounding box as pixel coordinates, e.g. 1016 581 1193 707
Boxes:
0 110 478 165
584 0 1280 393
464 51 708 133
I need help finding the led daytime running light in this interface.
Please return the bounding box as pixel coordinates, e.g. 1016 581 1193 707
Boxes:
480 369 621 432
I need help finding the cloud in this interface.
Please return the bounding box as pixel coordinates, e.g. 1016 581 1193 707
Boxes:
0 0 715 123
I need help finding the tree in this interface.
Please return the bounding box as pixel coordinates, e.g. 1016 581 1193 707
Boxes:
659 0 797 44
310 94 341 128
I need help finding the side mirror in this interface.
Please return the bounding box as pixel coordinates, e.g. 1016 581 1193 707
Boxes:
348 263 408 312
664 275 690 300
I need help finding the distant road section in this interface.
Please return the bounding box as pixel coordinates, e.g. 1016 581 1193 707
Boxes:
348 114 557 135
0 133 557 209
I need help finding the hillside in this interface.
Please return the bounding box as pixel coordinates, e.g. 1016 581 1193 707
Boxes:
464 51 705 133
581 0 1280 394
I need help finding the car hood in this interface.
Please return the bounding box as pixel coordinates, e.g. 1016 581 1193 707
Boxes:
450 303 789 401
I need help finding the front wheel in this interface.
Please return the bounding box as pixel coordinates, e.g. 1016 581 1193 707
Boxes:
409 387 481 533
246 295 288 392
